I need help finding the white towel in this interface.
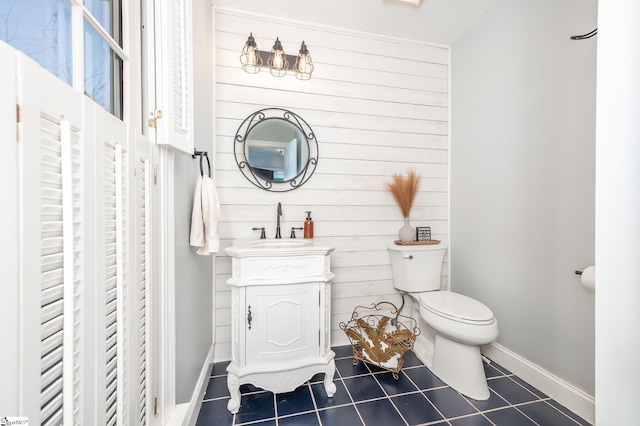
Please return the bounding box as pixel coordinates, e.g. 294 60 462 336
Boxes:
190 174 220 255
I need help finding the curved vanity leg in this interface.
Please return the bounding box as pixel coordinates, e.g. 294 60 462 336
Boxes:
227 372 241 414
323 360 337 397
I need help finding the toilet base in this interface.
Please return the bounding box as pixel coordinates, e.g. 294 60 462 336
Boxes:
431 334 490 401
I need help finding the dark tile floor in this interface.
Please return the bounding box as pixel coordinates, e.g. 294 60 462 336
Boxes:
195 346 591 426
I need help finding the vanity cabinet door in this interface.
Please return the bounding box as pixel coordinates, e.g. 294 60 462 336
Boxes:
245 282 320 365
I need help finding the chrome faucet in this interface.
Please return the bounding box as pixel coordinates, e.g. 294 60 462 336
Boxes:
275 202 282 239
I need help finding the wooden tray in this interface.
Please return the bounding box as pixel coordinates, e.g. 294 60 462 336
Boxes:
393 240 441 246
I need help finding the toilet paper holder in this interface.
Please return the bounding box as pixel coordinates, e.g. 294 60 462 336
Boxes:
575 265 596 291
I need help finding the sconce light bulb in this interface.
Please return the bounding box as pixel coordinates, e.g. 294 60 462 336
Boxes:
245 45 257 66
297 55 311 73
268 37 288 76
274 51 284 69
295 41 314 80
240 33 262 73
272 38 285 69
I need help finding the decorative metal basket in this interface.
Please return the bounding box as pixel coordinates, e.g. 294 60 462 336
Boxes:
339 301 420 379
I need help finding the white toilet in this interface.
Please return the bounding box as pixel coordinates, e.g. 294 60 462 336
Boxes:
388 243 499 400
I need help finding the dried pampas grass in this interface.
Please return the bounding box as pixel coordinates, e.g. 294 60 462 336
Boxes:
386 168 420 218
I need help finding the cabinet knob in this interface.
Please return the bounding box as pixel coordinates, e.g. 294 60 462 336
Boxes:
247 305 252 330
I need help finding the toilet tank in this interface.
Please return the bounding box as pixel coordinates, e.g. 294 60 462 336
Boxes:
388 244 447 293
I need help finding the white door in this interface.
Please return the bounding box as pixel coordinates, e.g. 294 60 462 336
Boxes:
246 283 320 364
15 47 154 425
17 51 84 425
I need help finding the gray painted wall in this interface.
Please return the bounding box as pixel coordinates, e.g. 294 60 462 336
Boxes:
174 0 214 404
450 0 596 395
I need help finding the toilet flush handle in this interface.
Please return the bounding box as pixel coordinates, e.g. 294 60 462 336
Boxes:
404 255 413 260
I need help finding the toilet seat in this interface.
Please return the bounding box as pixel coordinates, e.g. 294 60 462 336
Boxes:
420 292 495 326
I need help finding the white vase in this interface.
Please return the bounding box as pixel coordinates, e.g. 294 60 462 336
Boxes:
398 218 415 242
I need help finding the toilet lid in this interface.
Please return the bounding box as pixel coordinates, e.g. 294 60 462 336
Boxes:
420 292 495 325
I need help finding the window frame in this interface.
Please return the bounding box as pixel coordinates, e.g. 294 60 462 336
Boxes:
72 0 129 120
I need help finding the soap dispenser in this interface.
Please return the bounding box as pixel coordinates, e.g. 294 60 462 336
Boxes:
304 211 314 239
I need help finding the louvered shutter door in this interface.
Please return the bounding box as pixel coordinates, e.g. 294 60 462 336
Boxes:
155 0 194 153
61 119 83 426
137 158 151 425
17 53 83 425
104 141 128 426
39 117 66 426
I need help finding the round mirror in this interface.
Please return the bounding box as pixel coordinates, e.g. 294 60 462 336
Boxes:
234 108 318 192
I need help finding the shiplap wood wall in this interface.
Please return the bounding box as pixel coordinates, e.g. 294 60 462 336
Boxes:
213 7 450 359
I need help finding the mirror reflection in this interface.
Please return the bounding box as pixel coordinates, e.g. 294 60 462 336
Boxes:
246 119 309 182
234 108 318 192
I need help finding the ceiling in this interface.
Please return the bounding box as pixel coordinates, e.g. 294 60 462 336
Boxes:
214 0 505 45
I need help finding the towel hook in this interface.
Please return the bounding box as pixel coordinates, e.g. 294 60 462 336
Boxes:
570 28 597 40
193 149 211 177
200 153 211 177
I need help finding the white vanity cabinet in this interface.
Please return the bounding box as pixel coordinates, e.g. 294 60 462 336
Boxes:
225 240 336 414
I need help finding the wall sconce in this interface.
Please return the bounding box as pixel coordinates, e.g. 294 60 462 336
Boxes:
268 37 289 77
294 41 314 80
240 33 263 74
240 34 314 80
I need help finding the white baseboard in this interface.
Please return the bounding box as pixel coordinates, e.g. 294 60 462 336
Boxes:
482 342 595 425
183 344 215 426
166 404 189 426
